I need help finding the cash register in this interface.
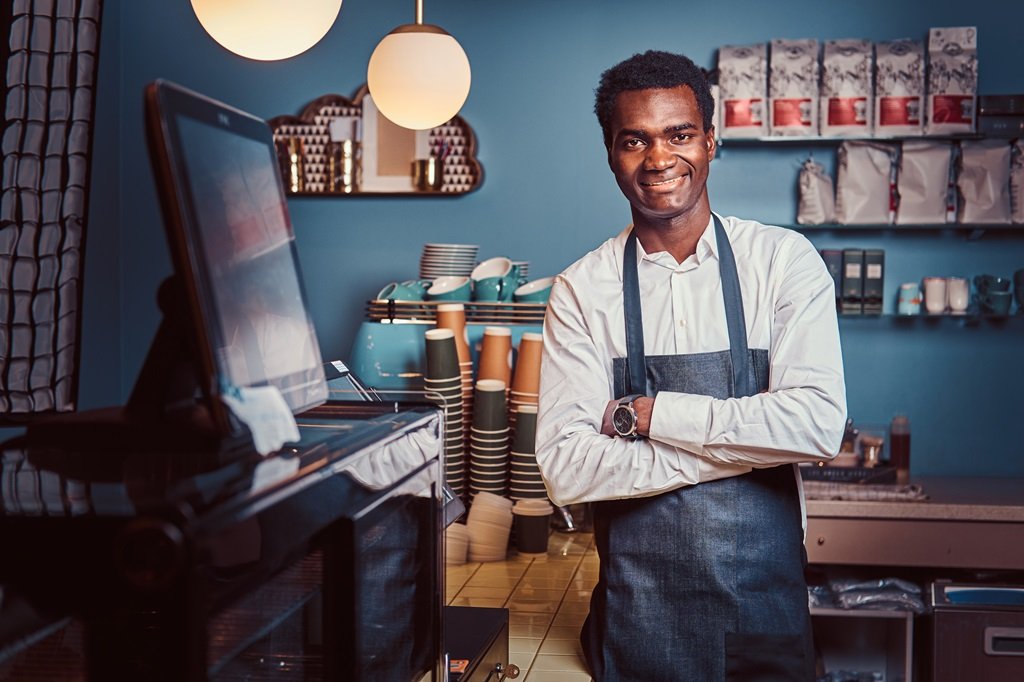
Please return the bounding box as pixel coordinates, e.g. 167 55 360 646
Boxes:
0 80 458 680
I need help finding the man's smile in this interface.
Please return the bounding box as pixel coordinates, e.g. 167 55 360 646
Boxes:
641 175 685 188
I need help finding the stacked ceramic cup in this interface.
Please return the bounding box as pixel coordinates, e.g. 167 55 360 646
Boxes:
466 491 513 562
509 404 548 500
424 328 466 498
509 332 542 428
435 303 474 460
469 379 510 499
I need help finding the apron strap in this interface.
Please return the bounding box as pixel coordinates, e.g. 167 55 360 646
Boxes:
621 214 752 398
622 231 647 395
713 214 753 397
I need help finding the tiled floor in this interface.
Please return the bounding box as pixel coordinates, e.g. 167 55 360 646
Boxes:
445 530 598 682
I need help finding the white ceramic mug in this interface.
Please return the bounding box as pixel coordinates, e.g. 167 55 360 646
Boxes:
922 276 947 314
946 277 970 314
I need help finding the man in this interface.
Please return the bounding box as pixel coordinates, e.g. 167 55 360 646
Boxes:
535 50 847 681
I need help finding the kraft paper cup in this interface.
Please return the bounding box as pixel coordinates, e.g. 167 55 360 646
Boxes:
436 303 471 363
427 276 472 302
424 328 460 381
478 327 512 385
511 332 543 394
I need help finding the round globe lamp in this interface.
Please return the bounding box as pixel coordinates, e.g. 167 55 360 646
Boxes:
191 0 342 61
367 2 471 130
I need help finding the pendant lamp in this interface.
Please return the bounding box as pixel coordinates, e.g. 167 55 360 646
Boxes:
191 0 342 61
366 0 471 130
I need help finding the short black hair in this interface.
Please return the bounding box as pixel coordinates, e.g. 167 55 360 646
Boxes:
594 50 714 148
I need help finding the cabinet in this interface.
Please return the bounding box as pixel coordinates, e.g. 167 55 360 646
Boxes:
812 607 914 682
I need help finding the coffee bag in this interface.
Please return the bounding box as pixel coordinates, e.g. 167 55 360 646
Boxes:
897 141 952 224
926 26 978 135
874 39 925 136
958 140 1011 224
1011 141 1024 224
769 39 819 136
718 44 768 138
820 39 873 137
835 141 898 224
797 157 835 225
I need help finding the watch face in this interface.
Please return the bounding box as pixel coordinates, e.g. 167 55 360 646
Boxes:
612 405 635 436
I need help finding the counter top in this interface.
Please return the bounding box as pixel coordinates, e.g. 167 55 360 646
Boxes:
804 476 1024 570
806 476 1024 522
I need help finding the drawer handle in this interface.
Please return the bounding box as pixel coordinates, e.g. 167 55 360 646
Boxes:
984 627 1024 657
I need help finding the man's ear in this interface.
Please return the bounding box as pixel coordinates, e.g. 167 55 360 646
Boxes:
706 125 717 161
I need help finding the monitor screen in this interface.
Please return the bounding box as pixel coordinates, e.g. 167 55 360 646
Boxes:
145 80 327 435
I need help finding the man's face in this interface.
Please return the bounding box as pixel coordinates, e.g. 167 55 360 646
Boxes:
607 85 716 225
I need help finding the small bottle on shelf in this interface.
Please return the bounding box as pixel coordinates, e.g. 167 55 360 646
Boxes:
890 414 911 484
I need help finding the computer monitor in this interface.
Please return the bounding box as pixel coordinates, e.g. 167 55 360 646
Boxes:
144 79 327 438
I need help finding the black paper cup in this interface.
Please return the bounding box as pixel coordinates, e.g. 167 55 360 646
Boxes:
424 329 460 381
472 379 508 431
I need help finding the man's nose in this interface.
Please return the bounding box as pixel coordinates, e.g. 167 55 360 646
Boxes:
644 141 675 171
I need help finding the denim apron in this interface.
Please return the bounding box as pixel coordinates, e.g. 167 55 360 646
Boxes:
581 216 813 681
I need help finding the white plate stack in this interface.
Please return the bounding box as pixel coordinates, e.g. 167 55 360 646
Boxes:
419 243 479 279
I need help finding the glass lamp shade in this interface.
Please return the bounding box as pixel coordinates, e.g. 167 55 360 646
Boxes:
367 25 472 130
191 0 342 61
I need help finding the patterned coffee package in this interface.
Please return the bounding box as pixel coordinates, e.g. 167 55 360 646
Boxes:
797 157 835 225
769 39 819 136
717 44 768 138
820 39 873 137
925 27 978 135
874 39 925 136
835 141 898 224
897 141 952 224
958 140 1011 224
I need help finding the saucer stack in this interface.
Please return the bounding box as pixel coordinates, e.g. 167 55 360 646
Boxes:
419 242 479 279
511 260 530 279
424 328 466 498
469 379 509 499
509 404 548 500
508 332 542 429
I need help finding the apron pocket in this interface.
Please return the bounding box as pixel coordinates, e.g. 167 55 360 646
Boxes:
724 632 808 682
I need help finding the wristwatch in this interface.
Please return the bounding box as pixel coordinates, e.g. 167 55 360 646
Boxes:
612 394 644 438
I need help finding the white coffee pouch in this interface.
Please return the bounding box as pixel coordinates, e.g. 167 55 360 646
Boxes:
820 39 873 137
770 39 819 136
897 141 952 224
1011 141 1024 224
874 39 925 136
718 44 768 138
797 157 835 225
926 27 978 135
958 139 1012 224
835 141 898 224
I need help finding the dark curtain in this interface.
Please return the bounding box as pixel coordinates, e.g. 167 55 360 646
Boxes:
0 0 103 420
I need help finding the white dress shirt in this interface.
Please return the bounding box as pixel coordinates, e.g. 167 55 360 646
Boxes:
535 213 847 507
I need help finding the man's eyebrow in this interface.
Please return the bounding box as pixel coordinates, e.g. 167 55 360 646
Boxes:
665 122 698 133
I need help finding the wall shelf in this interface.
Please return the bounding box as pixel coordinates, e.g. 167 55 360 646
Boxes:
269 86 483 198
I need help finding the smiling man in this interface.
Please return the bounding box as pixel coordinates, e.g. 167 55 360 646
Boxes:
535 51 848 681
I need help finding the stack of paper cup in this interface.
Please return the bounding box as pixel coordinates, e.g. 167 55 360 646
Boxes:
424 329 466 498
509 332 542 429
436 303 475 471
509 404 547 500
466 491 513 562
469 379 509 499
445 522 469 565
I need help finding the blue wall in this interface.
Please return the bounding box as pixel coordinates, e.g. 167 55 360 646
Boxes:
77 0 1023 477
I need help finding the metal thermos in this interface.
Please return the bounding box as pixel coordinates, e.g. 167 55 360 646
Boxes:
890 414 911 484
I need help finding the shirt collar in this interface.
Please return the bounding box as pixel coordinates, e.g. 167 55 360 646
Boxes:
621 213 720 269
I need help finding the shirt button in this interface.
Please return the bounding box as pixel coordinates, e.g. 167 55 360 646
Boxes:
679 319 687 328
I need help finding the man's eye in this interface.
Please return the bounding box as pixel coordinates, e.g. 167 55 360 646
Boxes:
625 138 645 148
673 133 694 143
